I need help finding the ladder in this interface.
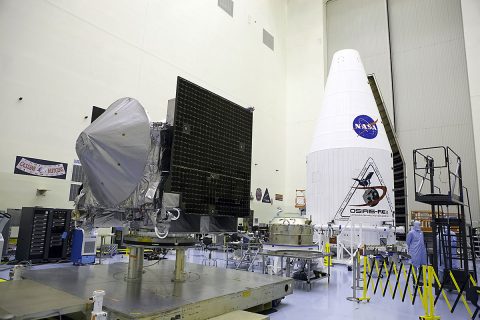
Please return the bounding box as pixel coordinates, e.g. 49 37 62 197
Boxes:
235 243 261 272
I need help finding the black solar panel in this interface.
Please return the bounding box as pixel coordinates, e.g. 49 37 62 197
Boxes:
167 77 253 217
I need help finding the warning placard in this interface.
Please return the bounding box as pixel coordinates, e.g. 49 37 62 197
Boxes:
262 188 271 203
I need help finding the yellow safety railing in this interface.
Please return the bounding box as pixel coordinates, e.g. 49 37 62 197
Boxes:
358 255 370 302
353 254 479 320
449 270 473 317
419 265 440 320
432 271 452 312
373 259 384 294
412 265 426 311
401 263 414 303
470 274 477 287
346 251 370 303
383 260 394 297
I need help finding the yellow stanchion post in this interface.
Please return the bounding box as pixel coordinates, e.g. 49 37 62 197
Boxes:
419 266 440 320
422 265 428 316
324 243 332 267
428 267 437 319
358 255 370 302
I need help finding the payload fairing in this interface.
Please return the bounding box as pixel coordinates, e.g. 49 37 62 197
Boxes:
307 49 395 230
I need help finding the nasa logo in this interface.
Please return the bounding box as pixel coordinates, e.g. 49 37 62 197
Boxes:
353 115 378 139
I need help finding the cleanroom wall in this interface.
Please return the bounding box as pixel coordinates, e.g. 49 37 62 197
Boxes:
325 0 480 222
462 0 480 225
284 0 325 214
389 0 479 220
0 0 287 223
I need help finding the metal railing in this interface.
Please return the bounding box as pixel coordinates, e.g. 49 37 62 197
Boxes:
413 146 463 203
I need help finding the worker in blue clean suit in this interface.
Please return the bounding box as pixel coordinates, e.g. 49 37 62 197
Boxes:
406 221 427 269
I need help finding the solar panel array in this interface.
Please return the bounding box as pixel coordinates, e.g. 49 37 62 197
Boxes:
167 77 253 217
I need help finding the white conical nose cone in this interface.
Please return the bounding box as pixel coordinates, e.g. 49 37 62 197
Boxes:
307 49 394 226
309 49 390 153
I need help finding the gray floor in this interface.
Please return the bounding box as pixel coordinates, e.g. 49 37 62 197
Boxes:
187 249 471 319
0 249 472 319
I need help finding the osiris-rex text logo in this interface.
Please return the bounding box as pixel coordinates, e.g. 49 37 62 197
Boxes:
353 115 378 139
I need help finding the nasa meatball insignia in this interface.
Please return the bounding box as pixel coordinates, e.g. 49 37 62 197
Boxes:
353 115 378 139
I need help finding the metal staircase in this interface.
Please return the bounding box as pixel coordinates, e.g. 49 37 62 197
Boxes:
413 146 477 299
367 74 407 240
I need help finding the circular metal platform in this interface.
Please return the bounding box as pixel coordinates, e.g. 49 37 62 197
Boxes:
123 234 196 248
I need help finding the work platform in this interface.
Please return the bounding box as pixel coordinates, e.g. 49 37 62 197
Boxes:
0 279 87 319
414 193 463 206
18 260 292 320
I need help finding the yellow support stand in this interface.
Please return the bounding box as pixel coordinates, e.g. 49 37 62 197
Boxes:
324 243 332 267
419 266 440 320
347 251 369 303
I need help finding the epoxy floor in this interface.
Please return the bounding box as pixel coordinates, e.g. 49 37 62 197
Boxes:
0 249 472 319
185 249 470 319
